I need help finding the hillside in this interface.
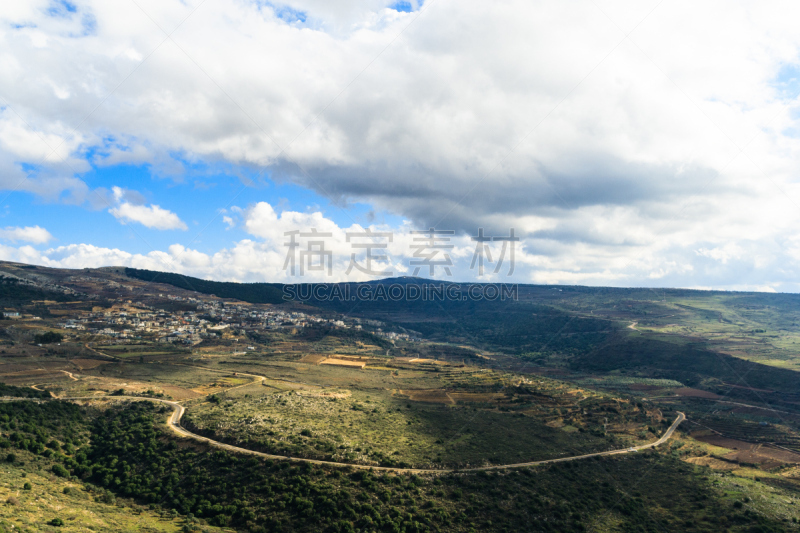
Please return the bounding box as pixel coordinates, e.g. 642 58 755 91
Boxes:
2 261 800 531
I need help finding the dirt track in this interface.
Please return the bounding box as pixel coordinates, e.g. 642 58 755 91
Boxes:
55 395 685 474
16 364 686 474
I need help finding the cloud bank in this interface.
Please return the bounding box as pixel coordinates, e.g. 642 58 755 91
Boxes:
2 1 800 289
4 203 800 295
0 225 53 244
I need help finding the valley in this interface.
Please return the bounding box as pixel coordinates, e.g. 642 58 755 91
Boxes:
3 261 800 531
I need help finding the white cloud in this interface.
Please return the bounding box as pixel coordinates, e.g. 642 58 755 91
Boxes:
0 225 53 244
107 185 187 230
4 1 800 287
109 202 188 230
695 243 744 264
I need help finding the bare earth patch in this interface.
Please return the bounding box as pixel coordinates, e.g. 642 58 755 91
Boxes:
69 358 111 370
299 354 328 364
723 444 800 468
398 389 453 404
684 456 738 470
320 358 366 369
448 392 504 403
691 432 754 450
674 387 721 399
160 385 204 400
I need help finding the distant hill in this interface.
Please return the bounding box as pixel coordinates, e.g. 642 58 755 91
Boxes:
124 268 286 304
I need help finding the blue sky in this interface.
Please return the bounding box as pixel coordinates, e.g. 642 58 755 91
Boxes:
4 160 397 256
3 0 800 290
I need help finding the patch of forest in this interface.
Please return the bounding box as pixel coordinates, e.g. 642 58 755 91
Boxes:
0 399 789 532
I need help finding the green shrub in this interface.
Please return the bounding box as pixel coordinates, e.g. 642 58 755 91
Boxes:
33 331 63 344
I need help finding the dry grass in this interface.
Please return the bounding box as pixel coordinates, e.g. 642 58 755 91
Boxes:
298 354 327 364
296 388 351 399
0 456 229 532
397 389 453 404
69 358 111 370
320 358 366 368
684 455 738 470
159 385 204 400
448 392 505 403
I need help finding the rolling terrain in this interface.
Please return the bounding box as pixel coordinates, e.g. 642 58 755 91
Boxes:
2 260 800 531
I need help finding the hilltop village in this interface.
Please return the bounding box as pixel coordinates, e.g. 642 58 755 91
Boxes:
1 269 418 347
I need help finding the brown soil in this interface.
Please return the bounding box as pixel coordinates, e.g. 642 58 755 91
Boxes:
692 432 800 469
69 358 111 370
320 359 366 369
298 354 327 364
691 433 752 450
723 448 785 470
160 385 204 400
448 392 504 403
674 387 721 399
0 369 73 385
628 384 663 391
399 389 454 404
684 456 738 470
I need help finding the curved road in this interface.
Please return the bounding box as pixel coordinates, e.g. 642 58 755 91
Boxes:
63 395 685 474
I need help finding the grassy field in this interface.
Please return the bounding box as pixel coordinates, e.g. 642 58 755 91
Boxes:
545 289 800 372
182 357 658 469
0 451 230 532
95 344 191 361
6 395 792 533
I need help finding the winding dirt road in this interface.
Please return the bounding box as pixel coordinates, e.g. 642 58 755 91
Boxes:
59 395 685 474
18 363 685 473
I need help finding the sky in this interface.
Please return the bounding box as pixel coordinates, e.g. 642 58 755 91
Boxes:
2 0 800 290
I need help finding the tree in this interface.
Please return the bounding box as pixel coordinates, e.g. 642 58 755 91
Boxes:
33 331 63 344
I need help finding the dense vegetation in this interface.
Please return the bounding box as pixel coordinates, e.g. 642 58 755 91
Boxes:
0 400 789 532
573 335 800 400
296 325 392 349
125 268 285 304
33 330 64 344
0 401 87 455
398 301 613 355
312 292 614 355
0 382 51 399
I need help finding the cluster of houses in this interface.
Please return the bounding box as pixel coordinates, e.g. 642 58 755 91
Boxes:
34 292 419 346
2 267 421 346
